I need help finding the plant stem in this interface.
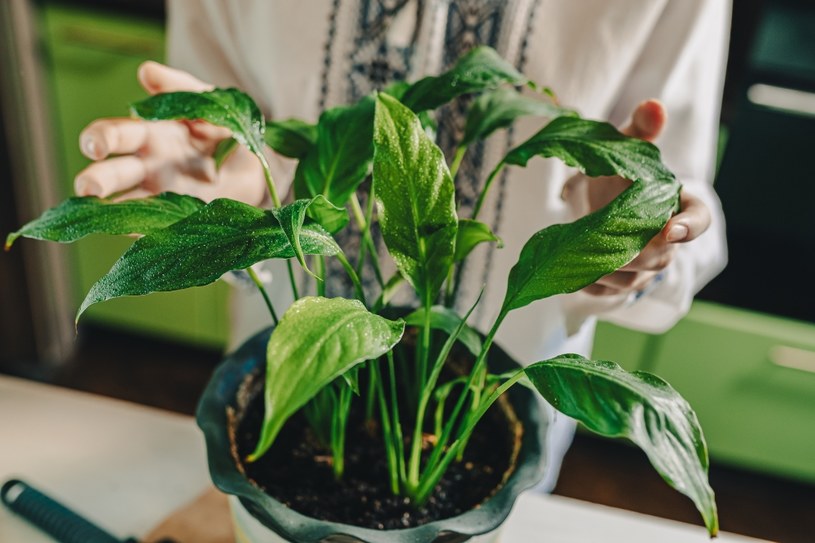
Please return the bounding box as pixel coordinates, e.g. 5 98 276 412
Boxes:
450 145 467 179
414 369 525 504
316 256 326 297
365 362 377 421
407 292 482 489
336 251 366 306
349 193 369 271
260 156 282 209
364 182 377 229
246 267 278 325
258 158 301 304
332 383 352 480
374 360 400 495
444 265 456 306
419 309 507 482
445 162 507 306
372 273 405 313
447 264 464 308
416 291 432 409
286 260 300 300
387 351 407 485
350 193 385 289
471 161 506 221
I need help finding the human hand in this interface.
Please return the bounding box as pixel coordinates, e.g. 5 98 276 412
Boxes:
74 61 267 206
562 100 711 297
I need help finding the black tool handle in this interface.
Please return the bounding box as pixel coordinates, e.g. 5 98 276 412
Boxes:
1 479 126 543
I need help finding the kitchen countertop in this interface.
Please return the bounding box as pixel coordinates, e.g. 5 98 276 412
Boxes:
0 375 769 542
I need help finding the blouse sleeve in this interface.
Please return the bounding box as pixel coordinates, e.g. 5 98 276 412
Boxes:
165 2 299 201
572 0 732 334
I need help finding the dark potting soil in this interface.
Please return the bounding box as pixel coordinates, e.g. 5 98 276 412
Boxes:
234 388 521 530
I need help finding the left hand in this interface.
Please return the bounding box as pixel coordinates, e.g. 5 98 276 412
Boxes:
562 99 712 297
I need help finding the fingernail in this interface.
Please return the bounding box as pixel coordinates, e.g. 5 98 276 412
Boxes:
81 136 100 159
75 175 101 197
666 224 688 242
138 61 159 91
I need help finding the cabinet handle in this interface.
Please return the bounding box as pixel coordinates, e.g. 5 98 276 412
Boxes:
748 84 815 118
768 345 815 374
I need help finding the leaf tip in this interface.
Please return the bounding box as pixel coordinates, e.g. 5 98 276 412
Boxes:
4 233 16 252
706 510 720 539
304 265 322 282
76 291 97 325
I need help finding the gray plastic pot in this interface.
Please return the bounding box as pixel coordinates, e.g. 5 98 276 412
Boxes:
197 326 548 543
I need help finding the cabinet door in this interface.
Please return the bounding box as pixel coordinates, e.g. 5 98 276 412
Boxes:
40 4 229 348
648 302 815 483
597 303 815 483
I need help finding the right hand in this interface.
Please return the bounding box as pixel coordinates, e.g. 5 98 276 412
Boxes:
75 61 267 206
562 99 711 298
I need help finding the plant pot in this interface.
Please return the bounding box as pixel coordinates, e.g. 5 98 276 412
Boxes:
197 326 549 543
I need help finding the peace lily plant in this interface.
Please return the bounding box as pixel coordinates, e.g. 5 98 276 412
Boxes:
7 47 718 537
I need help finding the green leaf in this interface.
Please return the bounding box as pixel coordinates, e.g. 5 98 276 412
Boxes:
372 273 406 313
341 366 362 396
5 193 205 250
77 199 339 320
305 195 349 235
498 115 681 314
454 219 503 263
250 296 405 460
131 88 266 162
462 87 577 146
373 93 458 303
213 138 239 170
292 150 319 200
382 81 410 101
525 355 718 536
401 46 528 112
403 306 482 356
293 96 375 205
264 118 317 159
503 116 675 183
271 196 347 277
501 180 678 313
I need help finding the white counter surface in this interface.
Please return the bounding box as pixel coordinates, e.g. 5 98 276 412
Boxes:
0 375 769 542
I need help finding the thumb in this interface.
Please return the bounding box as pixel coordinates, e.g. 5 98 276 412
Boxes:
621 99 667 142
137 61 214 95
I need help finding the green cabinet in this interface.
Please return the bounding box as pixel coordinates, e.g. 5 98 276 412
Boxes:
595 302 815 483
39 4 229 348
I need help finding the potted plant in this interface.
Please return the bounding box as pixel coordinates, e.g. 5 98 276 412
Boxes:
7 46 718 541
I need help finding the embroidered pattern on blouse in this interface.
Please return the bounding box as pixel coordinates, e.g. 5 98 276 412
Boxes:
316 0 539 305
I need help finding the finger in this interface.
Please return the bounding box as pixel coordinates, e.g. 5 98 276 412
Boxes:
595 270 657 291
621 99 667 142
112 187 155 202
588 175 631 211
621 242 676 272
174 154 218 184
137 61 214 95
79 119 150 160
74 156 147 197
663 191 711 243
185 120 232 154
583 283 622 297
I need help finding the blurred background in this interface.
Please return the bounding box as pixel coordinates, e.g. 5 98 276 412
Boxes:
1 1 813 541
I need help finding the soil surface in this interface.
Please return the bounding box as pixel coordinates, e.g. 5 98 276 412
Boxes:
234 386 519 530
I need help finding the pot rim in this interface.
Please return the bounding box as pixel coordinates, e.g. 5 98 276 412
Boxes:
197 326 548 543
